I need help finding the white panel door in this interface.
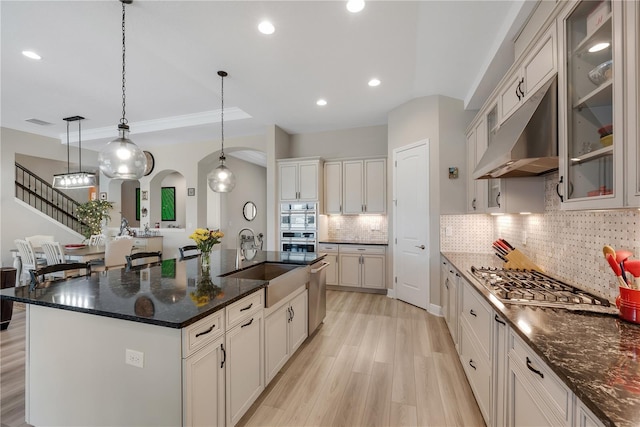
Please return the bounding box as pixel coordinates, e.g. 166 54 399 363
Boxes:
343 161 364 214
183 338 225 427
289 290 308 353
394 141 429 309
265 306 290 385
279 163 298 201
362 255 385 288
338 253 361 287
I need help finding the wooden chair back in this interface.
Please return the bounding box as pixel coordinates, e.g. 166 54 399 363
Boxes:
25 235 54 248
178 245 200 260
29 262 91 291
88 234 106 246
126 251 163 271
14 239 39 270
41 241 66 265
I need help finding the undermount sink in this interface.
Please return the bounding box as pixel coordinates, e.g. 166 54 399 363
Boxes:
220 263 308 307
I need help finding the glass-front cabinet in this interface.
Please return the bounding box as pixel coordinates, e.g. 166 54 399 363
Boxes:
626 0 640 207
485 105 502 212
558 0 624 209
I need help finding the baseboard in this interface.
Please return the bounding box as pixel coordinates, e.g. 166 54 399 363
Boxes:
386 288 396 299
429 303 443 317
326 285 387 295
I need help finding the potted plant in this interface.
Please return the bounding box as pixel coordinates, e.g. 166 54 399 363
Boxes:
76 200 114 239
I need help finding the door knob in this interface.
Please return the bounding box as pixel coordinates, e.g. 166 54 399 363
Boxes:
415 245 425 250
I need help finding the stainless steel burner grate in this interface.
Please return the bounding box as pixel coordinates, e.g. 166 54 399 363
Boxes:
469 266 610 308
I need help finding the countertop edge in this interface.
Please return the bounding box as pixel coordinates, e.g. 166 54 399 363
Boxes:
441 251 616 427
318 240 388 246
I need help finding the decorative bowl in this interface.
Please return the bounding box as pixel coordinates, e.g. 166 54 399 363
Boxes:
588 60 613 85
600 134 613 147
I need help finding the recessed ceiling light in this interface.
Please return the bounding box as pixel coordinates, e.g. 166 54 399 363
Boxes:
368 78 381 87
346 0 365 13
258 21 275 35
588 42 610 53
316 99 327 106
22 50 42 60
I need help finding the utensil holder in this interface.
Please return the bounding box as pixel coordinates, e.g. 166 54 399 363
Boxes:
616 286 640 324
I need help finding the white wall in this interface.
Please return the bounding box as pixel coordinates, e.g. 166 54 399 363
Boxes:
387 95 472 308
289 125 387 159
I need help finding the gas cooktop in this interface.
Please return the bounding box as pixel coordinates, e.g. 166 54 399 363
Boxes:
469 266 613 312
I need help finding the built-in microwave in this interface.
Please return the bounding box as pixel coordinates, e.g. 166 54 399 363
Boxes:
281 231 316 253
280 202 316 231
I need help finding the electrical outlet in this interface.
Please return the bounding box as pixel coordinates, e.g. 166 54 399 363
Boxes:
125 349 144 368
445 226 453 237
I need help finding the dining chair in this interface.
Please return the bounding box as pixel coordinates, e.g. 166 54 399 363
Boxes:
88 234 106 246
25 235 54 248
90 238 134 272
178 245 200 260
126 251 163 271
29 262 91 291
41 241 66 265
14 239 47 283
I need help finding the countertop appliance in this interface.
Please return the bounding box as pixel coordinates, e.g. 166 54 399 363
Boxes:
308 260 329 333
469 266 614 312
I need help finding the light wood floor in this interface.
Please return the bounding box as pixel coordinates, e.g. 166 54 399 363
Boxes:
0 292 484 427
238 291 485 427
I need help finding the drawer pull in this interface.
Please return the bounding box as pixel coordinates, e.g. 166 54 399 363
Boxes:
526 357 544 379
469 359 476 370
469 309 477 317
240 303 253 312
241 318 254 328
494 315 506 325
195 324 215 338
220 343 226 368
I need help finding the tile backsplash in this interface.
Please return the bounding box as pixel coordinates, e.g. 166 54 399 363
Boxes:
441 173 640 301
324 215 388 242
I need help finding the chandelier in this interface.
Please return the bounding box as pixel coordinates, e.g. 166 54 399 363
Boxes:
53 116 97 189
207 71 236 193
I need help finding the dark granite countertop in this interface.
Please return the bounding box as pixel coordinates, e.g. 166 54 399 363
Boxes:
318 239 388 246
442 252 640 427
0 250 324 329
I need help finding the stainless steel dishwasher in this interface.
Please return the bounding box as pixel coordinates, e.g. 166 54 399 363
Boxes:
308 260 329 333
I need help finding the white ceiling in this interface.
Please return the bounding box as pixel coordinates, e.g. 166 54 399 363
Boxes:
0 0 538 154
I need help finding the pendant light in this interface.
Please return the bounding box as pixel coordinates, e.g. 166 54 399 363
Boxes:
53 116 97 189
207 71 236 193
98 0 146 180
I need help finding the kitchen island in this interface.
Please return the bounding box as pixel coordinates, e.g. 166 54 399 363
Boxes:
0 250 324 427
443 252 640 427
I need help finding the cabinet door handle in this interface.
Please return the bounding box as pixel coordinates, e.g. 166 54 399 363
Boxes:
469 359 477 370
519 77 525 97
469 309 477 317
291 306 295 319
240 303 253 312
494 314 506 325
415 245 425 250
526 357 544 379
496 192 501 208
241 318 254 328
556 176 564 202
472 198 477 210
455 273 460 277
220 343 226 369
287 307 291 322
445 280 449 290
515 86 521 101
195 324 215 338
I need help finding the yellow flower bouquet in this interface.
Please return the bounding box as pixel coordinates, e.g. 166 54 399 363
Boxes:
189 228 224 270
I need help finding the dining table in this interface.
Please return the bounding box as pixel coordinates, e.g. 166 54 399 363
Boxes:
10 244 106 285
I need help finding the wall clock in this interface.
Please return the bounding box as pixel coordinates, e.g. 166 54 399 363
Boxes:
143 151 155 176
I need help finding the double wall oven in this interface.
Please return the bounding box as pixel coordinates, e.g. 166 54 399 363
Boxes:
280 202 317 253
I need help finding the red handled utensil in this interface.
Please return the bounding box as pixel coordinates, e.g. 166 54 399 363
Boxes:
500 239 515 250
625 260 640 289
495 240 511 253
617 250 633 263
607 254 629 288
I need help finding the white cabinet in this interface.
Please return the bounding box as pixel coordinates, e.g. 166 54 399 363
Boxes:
278 159 322 202
343 159 386 214
625 0 640 207
459 278 493 425
318 243 339 286
466 121 487 213
132 236 163 252
183 337 226 427
492 312 509 427
507 330 572 427
574 397 605 427
441 261 459 349
265 287 308 384
485 178 545 214
499 24 557 124
182 310 226 427
557 0 625 209
225 293 265 426
323 161 342 214
338 245 385 289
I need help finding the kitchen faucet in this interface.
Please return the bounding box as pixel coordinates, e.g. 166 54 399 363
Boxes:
236 228 260 269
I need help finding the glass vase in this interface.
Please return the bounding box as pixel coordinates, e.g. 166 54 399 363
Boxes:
200 250 211 271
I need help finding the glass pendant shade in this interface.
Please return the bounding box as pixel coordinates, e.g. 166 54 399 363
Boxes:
208 156 236 192
98 124 147 179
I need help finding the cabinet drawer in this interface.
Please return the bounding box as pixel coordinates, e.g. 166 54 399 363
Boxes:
461 281 492 359
318 243 339 253
509 331 571 423
226 291 264 328
459 324 491 423
182 311 224 357
338 244 385 255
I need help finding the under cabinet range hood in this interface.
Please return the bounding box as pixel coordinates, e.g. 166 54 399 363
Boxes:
473 76 558 179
